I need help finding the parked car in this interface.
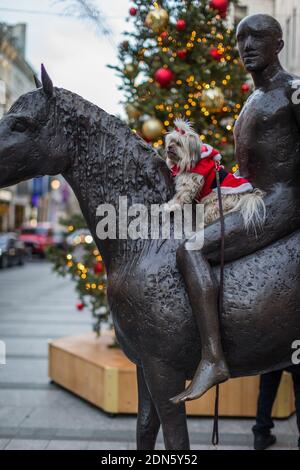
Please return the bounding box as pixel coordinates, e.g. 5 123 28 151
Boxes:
0 233 27 268
18 223 55 257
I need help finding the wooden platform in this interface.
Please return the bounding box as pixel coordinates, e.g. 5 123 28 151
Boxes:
48 332 295 417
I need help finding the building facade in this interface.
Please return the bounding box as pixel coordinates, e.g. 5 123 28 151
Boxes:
235 0 300 75
0 23 35 231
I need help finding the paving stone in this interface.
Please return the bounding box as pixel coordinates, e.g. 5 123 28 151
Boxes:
0 406 33 427
87 441 129 450
0 439 10 450
0 358 49 384
46 440 89 450
4 338 49 357
4 439 49 450
0 389 64 407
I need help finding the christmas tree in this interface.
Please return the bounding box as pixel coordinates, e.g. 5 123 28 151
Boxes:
109 0 250 165
48 0 250 336
47 214 111 337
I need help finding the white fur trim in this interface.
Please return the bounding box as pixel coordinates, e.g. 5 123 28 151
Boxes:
213 153 222 162
200 144 214 158
212 182 253 194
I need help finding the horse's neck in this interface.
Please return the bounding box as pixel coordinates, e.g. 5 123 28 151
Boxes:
63 108 174 270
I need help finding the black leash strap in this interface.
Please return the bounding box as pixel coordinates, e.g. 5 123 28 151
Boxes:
212 163 226 447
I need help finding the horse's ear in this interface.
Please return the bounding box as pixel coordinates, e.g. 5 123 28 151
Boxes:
33 74 42 89
41 64 54 97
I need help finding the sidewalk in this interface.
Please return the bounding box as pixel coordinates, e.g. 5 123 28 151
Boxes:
0 261 298 450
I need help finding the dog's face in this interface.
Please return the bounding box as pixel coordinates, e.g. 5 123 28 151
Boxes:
165 120 202 173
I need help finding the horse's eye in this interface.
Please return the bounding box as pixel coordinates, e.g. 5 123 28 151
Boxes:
12 121 27 133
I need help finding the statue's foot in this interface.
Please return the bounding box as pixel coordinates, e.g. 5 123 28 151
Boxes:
170 360 229 404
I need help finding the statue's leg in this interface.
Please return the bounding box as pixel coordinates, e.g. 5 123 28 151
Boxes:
136 366 160 450
143 361 190 450
171 245 229 404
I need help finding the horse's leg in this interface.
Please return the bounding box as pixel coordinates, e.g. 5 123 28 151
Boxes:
143 361 190 450
136 366 160 450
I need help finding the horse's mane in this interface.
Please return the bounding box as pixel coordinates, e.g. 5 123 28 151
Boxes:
54 88 174 206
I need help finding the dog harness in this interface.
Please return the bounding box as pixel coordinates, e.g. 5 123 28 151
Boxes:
170 144 253 200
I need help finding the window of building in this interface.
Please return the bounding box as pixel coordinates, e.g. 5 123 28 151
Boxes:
234 5 248 25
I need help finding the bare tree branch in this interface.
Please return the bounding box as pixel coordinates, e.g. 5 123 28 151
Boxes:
56 0 113 38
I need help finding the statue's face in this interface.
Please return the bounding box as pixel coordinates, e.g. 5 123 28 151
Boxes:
236 17 283 72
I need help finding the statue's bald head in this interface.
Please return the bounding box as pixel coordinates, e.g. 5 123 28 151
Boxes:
237 14 283 39
236 14 284 73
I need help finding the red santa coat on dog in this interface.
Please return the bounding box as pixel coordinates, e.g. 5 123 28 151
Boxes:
171 144 253 201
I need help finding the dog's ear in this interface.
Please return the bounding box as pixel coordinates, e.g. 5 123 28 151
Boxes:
188 134 202 167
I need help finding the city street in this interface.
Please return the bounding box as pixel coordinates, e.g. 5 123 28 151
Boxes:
0 261 298 450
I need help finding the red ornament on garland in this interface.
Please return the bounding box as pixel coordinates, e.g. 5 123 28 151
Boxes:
76 302 84 311
209 0 229 18
129 7 137 16
241 83 250 93
176 19 186 31
94 262 103 274
209 47 223 61
154 67 174 87
160 31 168 39
177 48 188 59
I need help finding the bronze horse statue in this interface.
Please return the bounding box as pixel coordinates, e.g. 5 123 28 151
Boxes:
0 67 299 450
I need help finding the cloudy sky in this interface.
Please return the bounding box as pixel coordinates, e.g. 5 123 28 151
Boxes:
0 0 134 117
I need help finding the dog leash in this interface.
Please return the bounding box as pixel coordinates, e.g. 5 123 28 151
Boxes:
212 161 226 447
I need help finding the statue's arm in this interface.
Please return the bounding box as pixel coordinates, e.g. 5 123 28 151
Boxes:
197 184 300 265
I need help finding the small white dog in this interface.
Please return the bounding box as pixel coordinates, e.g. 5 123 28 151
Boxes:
165 118 266 230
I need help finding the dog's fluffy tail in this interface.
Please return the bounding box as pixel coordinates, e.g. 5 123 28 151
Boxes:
235 189 266 235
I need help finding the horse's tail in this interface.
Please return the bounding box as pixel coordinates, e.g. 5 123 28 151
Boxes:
235 189 267 235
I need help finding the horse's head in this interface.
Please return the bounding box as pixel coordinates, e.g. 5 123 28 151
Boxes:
0 65 71 189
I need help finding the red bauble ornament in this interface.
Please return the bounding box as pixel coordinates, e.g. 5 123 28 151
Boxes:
209 47 223 61
154 67 174 87
176 19 186 31
209 0 229 18
129 7 137 16
241 83 250 93
160 31 168 39
76 302 84 311
94 262 103 274
177 48 188 59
